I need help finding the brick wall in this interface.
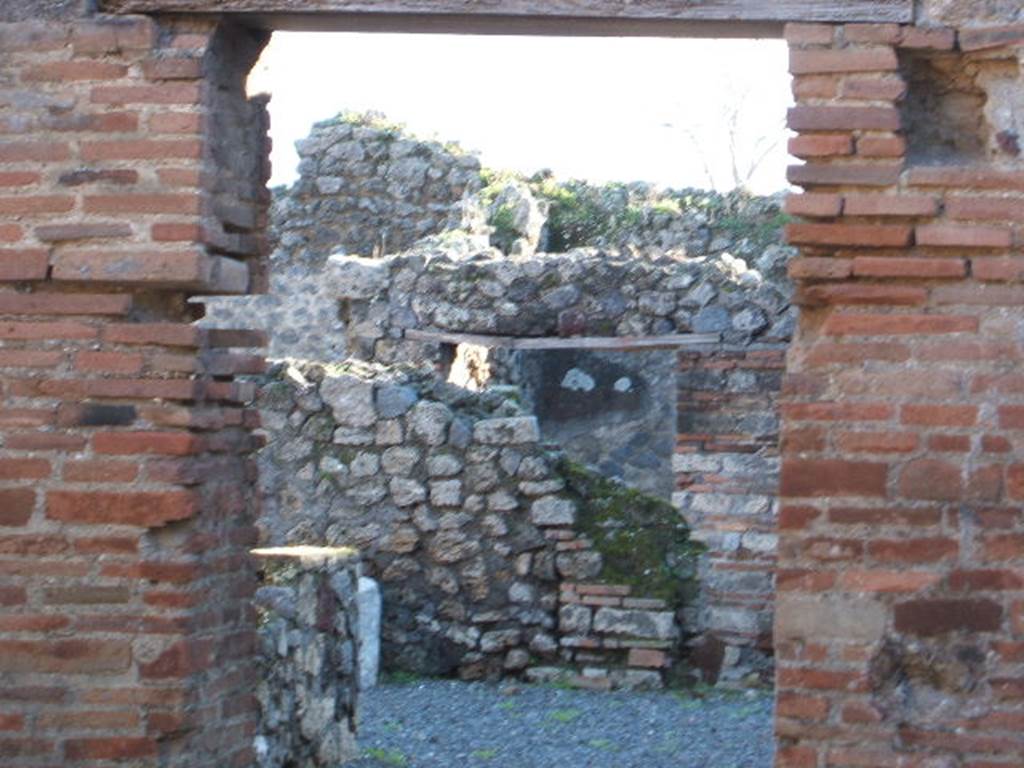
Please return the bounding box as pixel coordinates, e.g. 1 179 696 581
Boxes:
0 12 269 766
778 21 1024 768
676 346 785 684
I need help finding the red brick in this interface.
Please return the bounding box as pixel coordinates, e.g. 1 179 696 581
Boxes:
52 249 213 287
35 222 133 242
841 76 906 101
65 739 157 761
22 61 128 82
898 459 963 500
0 490 35 526
0 459 51 480
908 167 1024 191
149 112 204 134
783 403 891 422
0 293 131 316
5 433 86 451
856 135 906 158
784 23 835 45
788 135 853 158
84 194 201 215
0 195 75 215
894 599 1002 636
840 570 940 593
792 75 839 99
788 106 900 132
0 171 40 187
103 323 201 347
0 321 96 341
825 313 979 336
776 745 818 768
0 141 71 163
93 431 200 456
788 257 852 281
916 224 1013 249
790 49 899 75
781 459 887 498
929 434 971 452
974 257 1024 283
901 404 978 427
0 224 21 242
80 139 203 162
75 351 144 375
787 164 903 188
777 692 829 721
627 648 668 668
71 17 157 54
835 431 918 453
899 27 956 50
787 223 912 248
851 256 965 278
946 195 1024 221
0 249 49 281
777 667 865 692
46 491 199 527
844 23 901 44
798 284 927 306
805 341 909 366
64 460 139 483
0 640 131 673
91 84 202 106
843 194 938 217
868 537 959 563
959 23 1024 52
785 193 843 218
142 57 203 81
949 569 1024 591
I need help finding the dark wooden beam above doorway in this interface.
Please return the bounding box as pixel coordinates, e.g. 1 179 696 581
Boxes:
100 0 914 29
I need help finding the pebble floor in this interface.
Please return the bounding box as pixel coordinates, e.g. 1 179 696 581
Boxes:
348 679 774 768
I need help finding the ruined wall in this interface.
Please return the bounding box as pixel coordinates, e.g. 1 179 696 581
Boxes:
0 13 269 767
254 360 699 686
778 20 1024 768
253 547 361 768
200 115 482 359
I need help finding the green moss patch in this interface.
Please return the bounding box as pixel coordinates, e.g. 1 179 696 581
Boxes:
557 459 703 607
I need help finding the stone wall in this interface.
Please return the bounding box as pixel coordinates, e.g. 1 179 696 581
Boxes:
333 241 794 364
199 114 482 359
253 360 701 685
253 547 362 768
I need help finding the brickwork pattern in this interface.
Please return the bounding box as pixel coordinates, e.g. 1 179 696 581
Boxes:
0 14 269 767
778 21 1024 768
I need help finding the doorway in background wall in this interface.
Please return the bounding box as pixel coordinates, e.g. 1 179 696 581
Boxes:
210 28 792 767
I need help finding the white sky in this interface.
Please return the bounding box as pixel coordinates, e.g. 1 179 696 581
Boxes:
249 33 793 194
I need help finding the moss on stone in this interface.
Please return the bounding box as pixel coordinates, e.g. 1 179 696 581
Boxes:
557 459 703 607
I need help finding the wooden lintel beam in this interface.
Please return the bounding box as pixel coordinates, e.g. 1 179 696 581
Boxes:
403 329 721 351
100 0 913 26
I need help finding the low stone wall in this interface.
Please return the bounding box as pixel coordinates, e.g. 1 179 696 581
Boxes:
253 547 362 768
333 242 794 365
254 361 702 684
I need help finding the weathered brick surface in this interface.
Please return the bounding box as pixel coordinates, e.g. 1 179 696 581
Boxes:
675 347 784 683
0 12 268 768
779 19 1024 768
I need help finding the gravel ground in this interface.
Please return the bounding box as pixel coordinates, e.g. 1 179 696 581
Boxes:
348 679 774 768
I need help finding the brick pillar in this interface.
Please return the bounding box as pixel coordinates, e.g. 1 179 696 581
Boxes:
778 21 1024 768
0 13 269 767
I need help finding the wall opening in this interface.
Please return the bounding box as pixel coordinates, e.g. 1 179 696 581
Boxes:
209 28 792 767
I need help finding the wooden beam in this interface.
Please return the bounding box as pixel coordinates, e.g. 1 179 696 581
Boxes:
100 0 913 26
403 329 721 350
